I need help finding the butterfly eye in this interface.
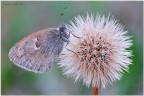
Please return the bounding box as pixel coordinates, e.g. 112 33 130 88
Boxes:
59 25 66 32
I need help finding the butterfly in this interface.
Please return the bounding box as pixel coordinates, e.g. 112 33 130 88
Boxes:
8 24 70 73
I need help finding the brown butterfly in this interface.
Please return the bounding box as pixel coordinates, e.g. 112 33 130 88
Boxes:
8 24 70 73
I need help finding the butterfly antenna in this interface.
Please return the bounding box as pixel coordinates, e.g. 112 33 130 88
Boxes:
60 7 67 26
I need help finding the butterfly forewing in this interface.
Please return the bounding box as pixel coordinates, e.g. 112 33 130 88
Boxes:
8 28 65 73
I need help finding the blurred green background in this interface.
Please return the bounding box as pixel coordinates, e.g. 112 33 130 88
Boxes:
1 1 143 95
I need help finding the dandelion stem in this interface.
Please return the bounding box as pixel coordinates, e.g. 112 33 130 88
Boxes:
93 85 98 95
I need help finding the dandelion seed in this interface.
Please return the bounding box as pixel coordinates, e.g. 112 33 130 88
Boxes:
59 13 132 89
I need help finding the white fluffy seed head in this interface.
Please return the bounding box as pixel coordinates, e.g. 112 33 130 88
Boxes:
59 13 132 88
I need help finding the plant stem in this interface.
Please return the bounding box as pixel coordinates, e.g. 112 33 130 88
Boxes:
93 85 98 95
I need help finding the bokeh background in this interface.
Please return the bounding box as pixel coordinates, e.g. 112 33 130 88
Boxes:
1 1 143 95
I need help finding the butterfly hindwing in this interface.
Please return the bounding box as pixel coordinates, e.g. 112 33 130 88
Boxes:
8 28 65 73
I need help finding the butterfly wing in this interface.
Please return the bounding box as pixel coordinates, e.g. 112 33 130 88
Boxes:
8 28 64 73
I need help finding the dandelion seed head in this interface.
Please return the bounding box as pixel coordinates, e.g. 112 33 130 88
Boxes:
59 13 132 88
